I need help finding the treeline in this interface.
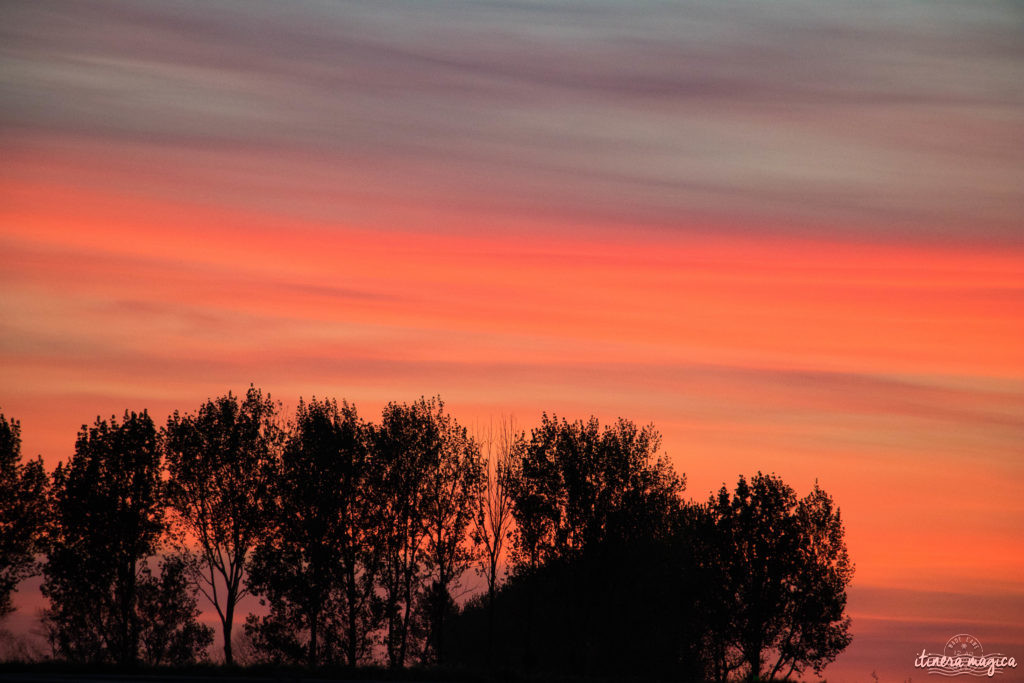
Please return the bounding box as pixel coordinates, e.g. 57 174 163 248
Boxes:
0 387 854 682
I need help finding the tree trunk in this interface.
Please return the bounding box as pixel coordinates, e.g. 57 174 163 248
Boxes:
398 561 415 668
118 559 138 666
386 590 401 668
345 571 358 667
222 595 235 666
745 640 762 681
486 580 496 668
309 611 319 668
398 601 409 668
434 580 447 666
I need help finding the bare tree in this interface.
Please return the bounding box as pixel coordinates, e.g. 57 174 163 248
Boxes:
471 417 518 664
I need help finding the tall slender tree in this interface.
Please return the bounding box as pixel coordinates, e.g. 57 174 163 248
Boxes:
372 397 453 668
245 398 376 667
0 413 48 620
418 403 484 665
471 417 517 665
162 385 282 665
42 411 165 664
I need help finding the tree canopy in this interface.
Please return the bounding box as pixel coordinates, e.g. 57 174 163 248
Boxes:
244 397 374 667
699 473 854 680
372 396 483 668
163 385 282 665
41 411 210 665
504 413 685 571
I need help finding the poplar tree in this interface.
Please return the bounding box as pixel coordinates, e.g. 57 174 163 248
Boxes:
42 411 164 664
163 386 282 665
245 398 376 667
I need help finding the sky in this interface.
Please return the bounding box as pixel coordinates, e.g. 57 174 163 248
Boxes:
2 0 1023 679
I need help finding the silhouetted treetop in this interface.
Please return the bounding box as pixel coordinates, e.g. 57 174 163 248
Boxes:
162 385 283 666
504 414 685 572
372 396 480 668
246 397 374 667
42 411 165 665
699 472 854 681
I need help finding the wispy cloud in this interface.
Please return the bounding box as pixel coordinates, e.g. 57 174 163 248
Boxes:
3 0 1023 241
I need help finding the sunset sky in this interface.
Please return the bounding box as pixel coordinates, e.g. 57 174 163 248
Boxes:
2 1 1023 679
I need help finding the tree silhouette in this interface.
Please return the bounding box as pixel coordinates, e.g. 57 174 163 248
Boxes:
505 414 684 569
373 396 482 668
9 392 856 680
500 414 686 675
471 417 517 665
0 413 47 621
373 398 431 668
42 411 165 664
416 399 484 666
701 473 854 681
162 386 282 665
245 398 375 667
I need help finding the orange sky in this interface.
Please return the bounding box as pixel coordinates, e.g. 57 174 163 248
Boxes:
3 1 1024 679
4 161 1023 678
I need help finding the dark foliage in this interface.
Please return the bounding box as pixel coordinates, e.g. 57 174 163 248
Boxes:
3 392 854 681
696 473 854 680
450 415 699 680
245 397 376 667
162 385 282 665
503 414 685 573
0 413 47 620
448 529 711 681
42 411 165 664
450 419 853 682
40 411 208 666
414 398 484 666
372 396 481 668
